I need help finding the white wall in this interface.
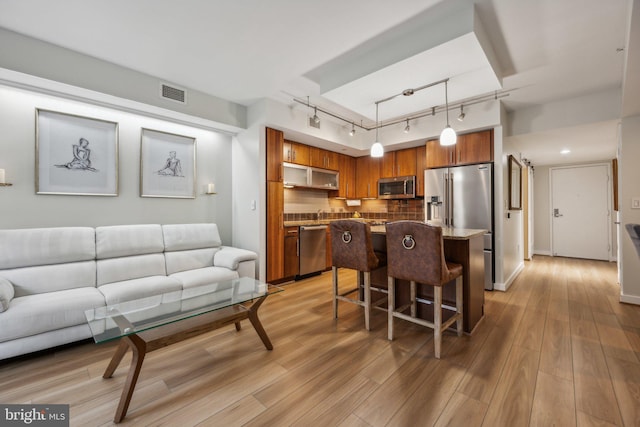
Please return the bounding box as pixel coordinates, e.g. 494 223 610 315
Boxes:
0 84 235 243
620 114 640 304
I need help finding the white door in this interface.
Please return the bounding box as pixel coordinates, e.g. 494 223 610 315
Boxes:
551 164 610 260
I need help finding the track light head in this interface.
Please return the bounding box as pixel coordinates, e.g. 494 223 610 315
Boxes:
403 119 410 133
349 123 355 136
312 107 320 124
458 105 465 122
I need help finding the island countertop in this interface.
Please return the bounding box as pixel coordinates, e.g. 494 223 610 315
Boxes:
370 224 486 240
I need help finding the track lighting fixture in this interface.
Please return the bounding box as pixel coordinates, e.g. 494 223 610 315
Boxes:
312 107 320 124
370 103 384 157
440 80 457 146
403 119 410 133
457 105 465 122
349 122 356 136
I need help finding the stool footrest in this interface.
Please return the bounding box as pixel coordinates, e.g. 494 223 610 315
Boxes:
335 295 365 308
391 311 462 332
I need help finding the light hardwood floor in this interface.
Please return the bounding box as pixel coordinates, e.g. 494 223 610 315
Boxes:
1 256 639 426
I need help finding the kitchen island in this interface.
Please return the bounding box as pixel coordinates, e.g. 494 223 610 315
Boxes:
370 225 486 334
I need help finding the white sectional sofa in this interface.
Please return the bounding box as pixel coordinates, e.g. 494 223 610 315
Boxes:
0 223 258 360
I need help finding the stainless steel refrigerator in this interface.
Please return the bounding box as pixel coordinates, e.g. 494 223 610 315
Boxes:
424 163 494 290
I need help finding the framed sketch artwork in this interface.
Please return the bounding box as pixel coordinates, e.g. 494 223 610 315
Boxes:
36 109 119 196
140 128 196 198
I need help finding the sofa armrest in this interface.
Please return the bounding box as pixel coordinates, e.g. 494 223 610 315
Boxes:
214 247 258 271
0 277 15 313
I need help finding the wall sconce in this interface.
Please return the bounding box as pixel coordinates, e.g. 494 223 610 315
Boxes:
0 169 12 187
206 183 216 195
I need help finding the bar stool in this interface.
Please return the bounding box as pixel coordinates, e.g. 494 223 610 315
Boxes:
385 221 463 358
330 220 385 330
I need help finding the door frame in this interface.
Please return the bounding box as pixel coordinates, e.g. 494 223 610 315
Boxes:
549 162 613 261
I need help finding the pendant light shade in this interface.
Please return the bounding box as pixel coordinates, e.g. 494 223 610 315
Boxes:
439 80 457 146
371 103 384 157
371 142 384 157
440 126 457 146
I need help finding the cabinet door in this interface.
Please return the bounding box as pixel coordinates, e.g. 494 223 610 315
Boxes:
337 154 356 198
326 227 332 270
286 141 310 165
396 148 417 176
456 130 493 165
380 152 396 178
284 227 299 278
426 139 454 168
266 128 284 182
416 145 426 197
310 147 339 170
266 181 284 282
355 156 380 198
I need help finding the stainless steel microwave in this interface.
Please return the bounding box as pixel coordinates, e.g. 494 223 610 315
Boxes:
378 175 416 199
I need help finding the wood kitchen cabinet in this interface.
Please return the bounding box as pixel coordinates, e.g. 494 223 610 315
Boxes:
284 226 299 278
355 156 380 199
426 130 493 168
266 127 284 182
309 147 339 170
380 148 418 178
416 144 426 197
266 181 284 282
283 140 309 165
336 154 356 199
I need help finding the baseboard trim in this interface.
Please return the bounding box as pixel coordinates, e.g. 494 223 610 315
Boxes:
533 250 552 256
494 261 525 292
620 294 640 306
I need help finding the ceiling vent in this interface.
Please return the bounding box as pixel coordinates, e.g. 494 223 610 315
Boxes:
160 83 187 104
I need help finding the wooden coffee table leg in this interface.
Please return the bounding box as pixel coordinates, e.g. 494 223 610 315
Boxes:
103 340 129 379
114 334 147 423
247 296 273 350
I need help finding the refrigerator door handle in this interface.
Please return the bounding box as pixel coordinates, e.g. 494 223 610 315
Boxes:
449 172 454 227
443 173 448 226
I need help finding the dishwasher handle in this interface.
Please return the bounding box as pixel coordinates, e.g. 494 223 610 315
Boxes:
300 225 328 231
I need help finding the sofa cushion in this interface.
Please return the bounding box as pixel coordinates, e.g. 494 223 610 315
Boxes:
0 227 95 269
169 267 239 289
96 224 164 259
162 223 222 251
97 253 167 286
2 261 97 297
0 277 14 312
0 287 105 343
98 276 182 305
165 248 218 275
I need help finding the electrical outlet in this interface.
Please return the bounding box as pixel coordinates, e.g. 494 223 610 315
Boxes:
633 198 640 209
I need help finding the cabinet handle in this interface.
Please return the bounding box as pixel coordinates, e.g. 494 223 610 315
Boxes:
280 213 283 229
296 239 299 257
293 150 296 162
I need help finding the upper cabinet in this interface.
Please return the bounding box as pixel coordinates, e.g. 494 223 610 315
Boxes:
355 156 380 199
416 145 426 197
336 154 356 199
266 127 284 182
426 130 493 169
380 147 418 178
309 147 339 170
283 140 309 165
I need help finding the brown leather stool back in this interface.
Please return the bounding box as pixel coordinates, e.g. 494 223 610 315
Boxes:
330 220 379 272
385 221 461 286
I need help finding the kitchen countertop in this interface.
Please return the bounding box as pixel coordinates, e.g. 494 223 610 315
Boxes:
284 219 486 240
370 224 486 240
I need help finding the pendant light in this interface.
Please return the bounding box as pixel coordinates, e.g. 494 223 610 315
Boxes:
440 80 457 146
370 103 384 157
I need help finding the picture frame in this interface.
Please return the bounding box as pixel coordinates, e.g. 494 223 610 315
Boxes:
508 154 522 210
140 128 196 198
36 109 119 196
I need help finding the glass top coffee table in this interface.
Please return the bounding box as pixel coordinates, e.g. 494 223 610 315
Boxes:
85 277 281 423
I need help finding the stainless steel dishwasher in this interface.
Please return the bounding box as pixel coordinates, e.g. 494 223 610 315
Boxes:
298 225 327 276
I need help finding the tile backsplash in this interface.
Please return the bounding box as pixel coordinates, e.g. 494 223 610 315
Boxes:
284 188 424 222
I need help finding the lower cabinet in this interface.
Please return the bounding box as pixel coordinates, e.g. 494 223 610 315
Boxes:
284 226 299 278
